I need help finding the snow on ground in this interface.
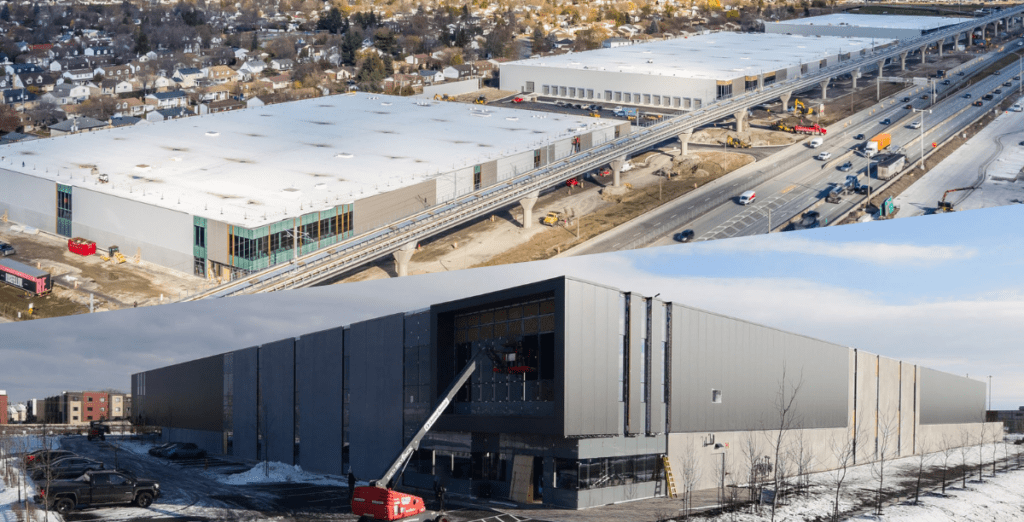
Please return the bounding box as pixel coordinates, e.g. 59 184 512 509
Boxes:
219 461 348 487
0 435 65 522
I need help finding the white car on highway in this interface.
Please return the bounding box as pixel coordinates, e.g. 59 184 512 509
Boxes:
908 120 922 129
816 151 832 161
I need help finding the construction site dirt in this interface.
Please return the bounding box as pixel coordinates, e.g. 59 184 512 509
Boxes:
0 221 208 321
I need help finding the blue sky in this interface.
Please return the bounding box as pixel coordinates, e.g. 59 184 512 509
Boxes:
1 204 1022 409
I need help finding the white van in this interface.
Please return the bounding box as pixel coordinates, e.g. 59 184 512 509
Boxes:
808 137 824 148
1012 103 1023 112
738 190 756 205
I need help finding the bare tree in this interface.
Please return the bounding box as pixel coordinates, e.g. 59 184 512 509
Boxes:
938 433 957 496
677 442 702 520
871 413 898 516
913 435 930 504
741 431 765 511
977 422 987 483
957 425 973 488
827 429 855 522
789 431 814 495
762 366 803 522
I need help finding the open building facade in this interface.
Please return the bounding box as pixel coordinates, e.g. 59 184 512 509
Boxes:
132 277 999 509
0 95 620 279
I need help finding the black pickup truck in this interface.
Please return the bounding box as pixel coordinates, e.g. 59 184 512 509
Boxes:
35 470 160 515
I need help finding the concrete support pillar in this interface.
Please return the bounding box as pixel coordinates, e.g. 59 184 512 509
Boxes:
610 157 626 187
968 31 973 48
679 129 693 156
920 46 927 64
780 91 792 113
392 242 416 277
900 52 908 71
852 68 860 89
819 79 829 101
758 73 765 91
733 110 747 132
518 190 539 228
938 38 943 58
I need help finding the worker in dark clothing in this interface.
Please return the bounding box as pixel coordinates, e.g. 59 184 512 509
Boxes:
348 471 356 500
434 479 446 511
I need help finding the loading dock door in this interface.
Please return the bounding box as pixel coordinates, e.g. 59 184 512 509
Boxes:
510 455 534 503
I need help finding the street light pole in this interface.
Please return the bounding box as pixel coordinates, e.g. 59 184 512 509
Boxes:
913 107 930 170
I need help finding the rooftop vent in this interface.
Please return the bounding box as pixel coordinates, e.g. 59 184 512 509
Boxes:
281 188 301 200
314 183 327 190
206 131 220 137
506 117 519 121
335 152 354 159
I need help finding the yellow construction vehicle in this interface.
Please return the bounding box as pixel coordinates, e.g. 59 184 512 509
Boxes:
100 245 127 264
793 99 814 115
542 211 563 226
773 121 795 133
433 94 452 101
589 111 601 118
726 136 751 148
474 95 487 104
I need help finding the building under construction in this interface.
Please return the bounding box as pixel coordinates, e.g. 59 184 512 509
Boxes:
0 95 619 278
132 277 999 509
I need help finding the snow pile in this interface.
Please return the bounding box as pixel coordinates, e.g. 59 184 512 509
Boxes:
865 469 1024 521
1005 433 1024 443
220 461 346 487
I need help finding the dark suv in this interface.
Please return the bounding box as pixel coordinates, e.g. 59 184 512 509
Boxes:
0 242 14 256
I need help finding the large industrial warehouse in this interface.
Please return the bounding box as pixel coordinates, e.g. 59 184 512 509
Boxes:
499 33 891 109
766 13 972 40
131 276 999 510
0 94 620 278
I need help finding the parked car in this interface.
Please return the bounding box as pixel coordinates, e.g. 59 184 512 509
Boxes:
673 229 695 243
25 450 77 469
838 161 853 172
164 443 207 460
0 242 14 256
816 151 832 161
31 457 105 482
150 443 189 458
921 94 930 100
35 470 160 515
148 443 178 457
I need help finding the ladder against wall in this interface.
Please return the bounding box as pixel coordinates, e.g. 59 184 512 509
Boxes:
661 455 678 499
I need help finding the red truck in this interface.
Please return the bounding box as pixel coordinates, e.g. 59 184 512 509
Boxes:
793 123 827 135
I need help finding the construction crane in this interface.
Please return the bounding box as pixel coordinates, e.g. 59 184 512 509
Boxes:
936 187 973 212
726 136 750 148
352 345 517 522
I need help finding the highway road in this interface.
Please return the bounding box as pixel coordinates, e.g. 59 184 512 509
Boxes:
565 43 1024 255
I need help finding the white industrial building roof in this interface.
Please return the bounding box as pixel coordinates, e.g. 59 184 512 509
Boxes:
502 33 889 80
770 13 970 31
0 94 612 228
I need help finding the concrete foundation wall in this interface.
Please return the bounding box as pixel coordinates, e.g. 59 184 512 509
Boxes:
73 188 193 272
296 326 345 474
0 168 55 233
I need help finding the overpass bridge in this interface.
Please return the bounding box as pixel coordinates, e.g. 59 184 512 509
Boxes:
181 5 1024 300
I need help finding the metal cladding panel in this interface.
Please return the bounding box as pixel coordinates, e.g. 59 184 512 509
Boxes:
854 351 878 463
627 293 645 436
354 179 436 234
72 188 193 270
135 354 223 432
206 219 229 264
919 367 985 425
649 301 666 434
349 314 405 481
900 362 916 456
233 347 259 461
480 160 498 188
563 279 619 437
877 356 901 456
162 428 223 455
669 304 849 433
258 339 295 465
0 169 56 233
296 326 345 474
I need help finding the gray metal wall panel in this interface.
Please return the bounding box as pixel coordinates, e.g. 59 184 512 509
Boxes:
919 367 985 425
480 160 498 188
563 279 619 437
72 188 193 271
136 354 223 432
353 180 436 235
206 219 228 263
233 347 259 461
259 339 295 464
669 304 849 433
349 314 405 481
0 169 55 233
296 326 345 474
649 300 666 434
627 294 644 435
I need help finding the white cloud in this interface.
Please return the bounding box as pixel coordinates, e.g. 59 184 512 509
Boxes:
691 235 978 264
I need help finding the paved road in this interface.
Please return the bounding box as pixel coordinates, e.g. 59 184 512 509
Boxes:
563 44 1024 255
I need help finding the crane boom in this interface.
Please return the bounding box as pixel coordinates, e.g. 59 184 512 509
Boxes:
373 349 492 489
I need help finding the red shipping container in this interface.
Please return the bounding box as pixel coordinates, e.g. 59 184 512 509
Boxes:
351 486 427 521
68 237 97 256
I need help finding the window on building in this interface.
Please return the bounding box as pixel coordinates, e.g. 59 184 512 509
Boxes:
712 389 722 403
87 416 93 420
87 407 93 411
534 150 541 168
87 397 93 402
72 407 78 412
194 225 206 248
194 257 207 277
114 397 121 403
73 416 79 421
100 397 105 402
114 407 121 413
716 84 733 100
100 407 105 412
473 165 481 190
614 92 622 102
618 293 627 402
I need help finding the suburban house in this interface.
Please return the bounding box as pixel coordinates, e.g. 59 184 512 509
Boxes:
198 98 246 115
383 73 424 92
442 64 478 80
43 83 91 105
146 106 191 122
172 68 204 88
237 60 267 79
97 64 134 79
1 88 36 106
84 46 114 57
269 58 294 71
203 65 235 84
417 69 445 84
14 72 57 91
62 68 95 84
114 97 146 117
110 115 145 128
145 90 187 109
260 73 291 90
199 85 231 103
49 116 108 136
